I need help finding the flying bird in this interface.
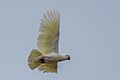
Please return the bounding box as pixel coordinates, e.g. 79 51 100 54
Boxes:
28 10 70 73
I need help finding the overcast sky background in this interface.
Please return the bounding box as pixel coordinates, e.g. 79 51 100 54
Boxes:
0 0 120 80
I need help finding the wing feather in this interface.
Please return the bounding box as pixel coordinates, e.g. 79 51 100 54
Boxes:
37 63 57 73
37 10 60 55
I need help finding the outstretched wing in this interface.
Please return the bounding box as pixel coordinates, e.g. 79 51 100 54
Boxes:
37 63 57 73
37 10 60 55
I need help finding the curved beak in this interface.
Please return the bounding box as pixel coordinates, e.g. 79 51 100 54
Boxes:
67 55 70 60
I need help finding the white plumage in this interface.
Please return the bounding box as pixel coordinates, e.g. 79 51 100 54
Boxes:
28 10 70 73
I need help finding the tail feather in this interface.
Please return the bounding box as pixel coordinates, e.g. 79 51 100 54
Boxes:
28 49 42 70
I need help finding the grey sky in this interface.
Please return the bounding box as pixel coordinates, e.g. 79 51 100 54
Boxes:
0 0 120 80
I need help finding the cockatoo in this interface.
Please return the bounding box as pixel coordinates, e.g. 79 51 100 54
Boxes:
28 10 70 73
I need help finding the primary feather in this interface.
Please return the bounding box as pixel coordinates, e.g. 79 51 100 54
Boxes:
37 10 60 55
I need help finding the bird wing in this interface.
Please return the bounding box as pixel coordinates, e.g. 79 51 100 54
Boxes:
37 10 60 55
37 63 57 73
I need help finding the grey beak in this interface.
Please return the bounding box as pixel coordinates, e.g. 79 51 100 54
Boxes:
67 56 70 60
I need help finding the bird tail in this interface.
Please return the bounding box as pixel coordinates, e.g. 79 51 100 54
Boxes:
28 49 43 70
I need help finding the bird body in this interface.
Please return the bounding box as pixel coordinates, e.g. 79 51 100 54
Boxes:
41 52 70 63
28 10 70 73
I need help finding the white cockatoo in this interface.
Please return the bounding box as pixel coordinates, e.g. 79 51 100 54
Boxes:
28 10 70 73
